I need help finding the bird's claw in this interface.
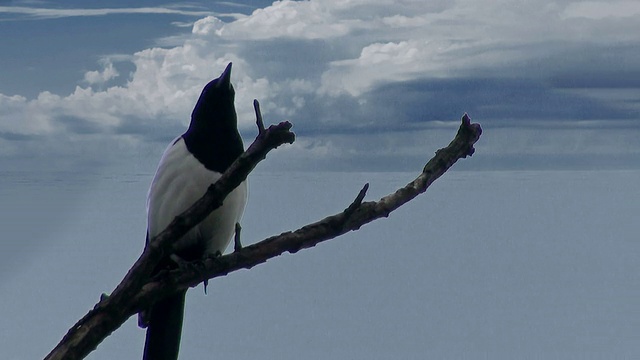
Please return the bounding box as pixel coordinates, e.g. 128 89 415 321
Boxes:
169 253 189 268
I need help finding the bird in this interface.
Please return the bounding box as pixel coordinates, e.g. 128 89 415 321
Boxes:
139 62 247 360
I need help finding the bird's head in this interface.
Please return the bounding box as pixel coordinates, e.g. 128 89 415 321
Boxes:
183 62 244 172
189 62 237 131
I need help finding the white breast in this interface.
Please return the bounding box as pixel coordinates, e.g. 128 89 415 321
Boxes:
147 137 248 256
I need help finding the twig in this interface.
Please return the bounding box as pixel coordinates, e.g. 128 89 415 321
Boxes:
254 99 265 134
233 223 243 252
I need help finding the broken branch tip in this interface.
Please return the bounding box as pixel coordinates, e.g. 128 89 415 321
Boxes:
254 99 265 133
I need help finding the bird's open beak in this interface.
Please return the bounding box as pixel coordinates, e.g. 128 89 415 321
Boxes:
219 62 232 89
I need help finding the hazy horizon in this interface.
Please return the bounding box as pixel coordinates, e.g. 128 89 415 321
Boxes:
2 169 638 358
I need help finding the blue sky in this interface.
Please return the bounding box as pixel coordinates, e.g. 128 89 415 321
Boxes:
1 0 639 171
1 2 639 359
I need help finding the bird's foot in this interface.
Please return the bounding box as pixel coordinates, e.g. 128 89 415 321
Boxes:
138 310 150 328
205 250 223 260
169 253 189 267
202 250 223 294
170 253 210 293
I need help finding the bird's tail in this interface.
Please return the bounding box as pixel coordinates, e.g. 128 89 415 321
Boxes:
142 289 187 360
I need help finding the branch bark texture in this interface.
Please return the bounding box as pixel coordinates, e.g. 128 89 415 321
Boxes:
44 113 481 360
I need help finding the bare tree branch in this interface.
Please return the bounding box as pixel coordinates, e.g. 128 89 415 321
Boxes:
44 101 295 360
139 114 482 295
44 113 481 360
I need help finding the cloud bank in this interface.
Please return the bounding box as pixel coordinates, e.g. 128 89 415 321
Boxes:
1 0 639 171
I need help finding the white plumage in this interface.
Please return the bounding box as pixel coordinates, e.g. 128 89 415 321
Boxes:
147 137 247 256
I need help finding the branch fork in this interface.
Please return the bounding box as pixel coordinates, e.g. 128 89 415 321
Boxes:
45 112 481 360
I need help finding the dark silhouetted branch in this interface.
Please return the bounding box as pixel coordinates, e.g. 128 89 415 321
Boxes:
137 114 482 297
44 100 295 360
44 113 481 360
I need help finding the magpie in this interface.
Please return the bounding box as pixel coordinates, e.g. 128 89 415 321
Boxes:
140 63 247 360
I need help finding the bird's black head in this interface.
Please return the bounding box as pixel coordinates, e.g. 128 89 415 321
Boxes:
182 63 244 173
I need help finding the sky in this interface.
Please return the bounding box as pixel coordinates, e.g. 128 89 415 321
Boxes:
1 2 639 359
2 170 638 359
0 0 639 172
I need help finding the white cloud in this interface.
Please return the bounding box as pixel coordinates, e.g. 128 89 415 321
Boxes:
84 62 119 85
0 94 47 136
0 38 271 142
0 5 223 19
210 0 353 40
1 0 639 170
321 40 446 96
171 21 196 28
192 16 225 35
381 14 428 28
